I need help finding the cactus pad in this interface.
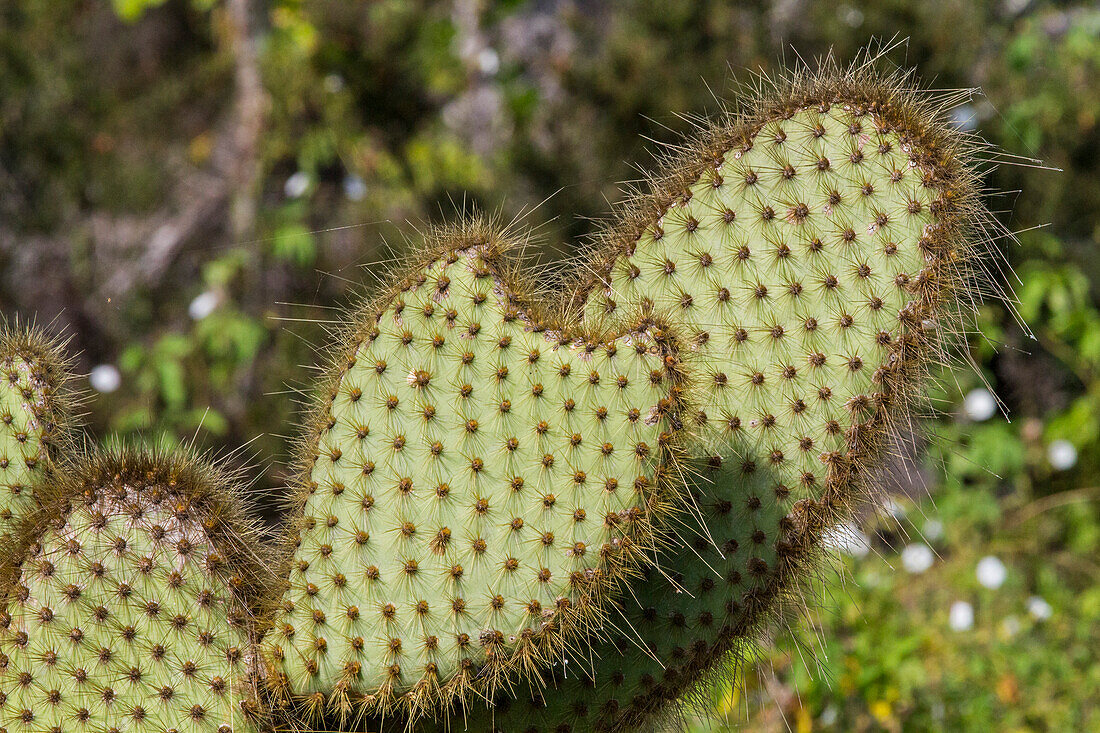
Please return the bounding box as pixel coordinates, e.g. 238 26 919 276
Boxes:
264 227 687 720
585 98 938 503
442 65 991 731
0 450 267 733
0 326 72 544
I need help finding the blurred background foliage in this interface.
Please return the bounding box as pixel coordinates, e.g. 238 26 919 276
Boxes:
1 0 1098 730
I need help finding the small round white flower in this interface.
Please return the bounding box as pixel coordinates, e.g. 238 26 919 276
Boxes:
477 48 500 76
950 104 980 132
1000 615 1021 638
949 600 974 631
188 291 220 321
819 706 839 726
323 74 345 93
284 171 311 199
1048 440 1077 470
89 364 121 394
923 518 944 542
976 555 1007 589
823 522 870 558
901 543 935 574
343 174 367 201
838 5 864 27
1026 595 1052 620
963 388 997 421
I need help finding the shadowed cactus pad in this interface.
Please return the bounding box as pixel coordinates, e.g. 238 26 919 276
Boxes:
264 227 687 720
0 326 72 543
0 450 268 733
438 63 995 731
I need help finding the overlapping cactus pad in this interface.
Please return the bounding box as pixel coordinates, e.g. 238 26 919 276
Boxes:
264 234 687 718
0 452 267 733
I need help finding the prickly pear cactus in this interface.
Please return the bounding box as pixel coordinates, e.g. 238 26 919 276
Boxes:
0 326 72 545
432 63 994 732
0 54 1004 733
0 450 268 733
263 223 687 722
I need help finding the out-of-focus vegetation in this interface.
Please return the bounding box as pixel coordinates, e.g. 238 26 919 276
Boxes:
1 1 1097 730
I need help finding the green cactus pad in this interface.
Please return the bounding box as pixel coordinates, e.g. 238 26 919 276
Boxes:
585 101 937 502
264 225 687 721
0 449 269 733
0 326 73 545
439 64 992 731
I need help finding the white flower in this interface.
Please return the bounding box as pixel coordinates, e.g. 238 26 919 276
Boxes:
1026 595 1052 620
323 74 345 93
343 174 367 201
1048 440 1077 470
822 522 870 558
819 706 839 725
963 388 997 421
89 364 121 394
838 5 864 27
976 555 1007 589
477 48 500 76
284 171 311 199
1000 615 1021 638
950 104 980 132
901 543 935 574
923 519 944 542
949 600 974 631
188 291 220 321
